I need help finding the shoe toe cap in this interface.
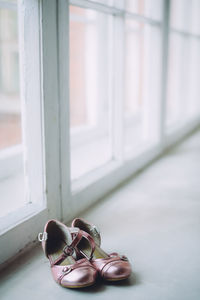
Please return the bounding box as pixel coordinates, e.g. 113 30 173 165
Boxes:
61 267 97 288
103 261 131 281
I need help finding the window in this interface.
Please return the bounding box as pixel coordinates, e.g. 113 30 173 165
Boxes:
0 0 45 226
70 0 163 181
0 0 26 218
0 0 46 264
70 5 113 180
0 0 200 266
166 0 200 128
124 12 162 155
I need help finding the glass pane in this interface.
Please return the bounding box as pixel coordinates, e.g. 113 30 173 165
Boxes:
80 1 163 20
0 7 25 218
167 33 200 127
170 0 191 32
124 19 162 154
125 0 163 21
170 0 200 35
190 0 200 35
167 0 200 128
0 8 21 150
70 6 89 128
70 6 112 180
187 38 200 116
167 33 186 126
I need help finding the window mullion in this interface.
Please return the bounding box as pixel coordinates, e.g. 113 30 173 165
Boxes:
41 0 62 219
57 0 72 222
19 0 44 207
111 14 125 162
159 0 170 147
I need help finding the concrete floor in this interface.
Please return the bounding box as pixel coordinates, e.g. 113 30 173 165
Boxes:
0 130 200 300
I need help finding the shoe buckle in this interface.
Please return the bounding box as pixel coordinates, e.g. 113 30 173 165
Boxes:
63 245 74 256
38 232 48 242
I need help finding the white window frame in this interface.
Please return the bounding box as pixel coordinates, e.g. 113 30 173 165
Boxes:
0 0 200 267
0 0 64 265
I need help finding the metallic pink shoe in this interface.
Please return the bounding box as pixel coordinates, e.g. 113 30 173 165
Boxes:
71 218 132 281
39 219 97 288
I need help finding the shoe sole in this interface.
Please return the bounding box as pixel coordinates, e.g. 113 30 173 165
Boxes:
105 275 130 282
62 282 95 288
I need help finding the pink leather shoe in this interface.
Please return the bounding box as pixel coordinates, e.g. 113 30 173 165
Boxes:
39 219 97 288
71 218 132 281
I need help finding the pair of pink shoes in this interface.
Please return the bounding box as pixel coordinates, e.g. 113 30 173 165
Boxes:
39 218 132 288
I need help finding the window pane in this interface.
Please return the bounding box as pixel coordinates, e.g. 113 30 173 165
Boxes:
0 8 21 150
167 2 200 128
167 33 200 127
70 6 89 128
167 33 186 126
170 0 190 32
170 0 200 35
187 38 200 116
83 1 163 20
70 6 112 180
190 0 200 35
0 6 26 218
124 19 162 154
125 0 163 21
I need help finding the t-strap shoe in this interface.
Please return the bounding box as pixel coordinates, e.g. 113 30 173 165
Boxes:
71 218 132 281
39 219 97 288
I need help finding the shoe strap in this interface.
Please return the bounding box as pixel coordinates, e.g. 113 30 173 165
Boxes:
71 218 101 246
50 229 95 266
49 229 83 266
74 230 96 261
